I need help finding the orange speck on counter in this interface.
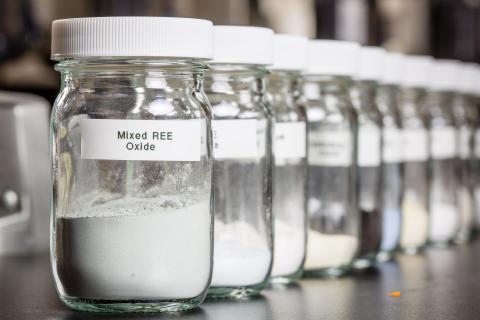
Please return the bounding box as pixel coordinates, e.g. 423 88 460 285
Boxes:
388 291 401 297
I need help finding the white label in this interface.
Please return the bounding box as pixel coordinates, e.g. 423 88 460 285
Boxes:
274 122 306 160
81 119 202 161
382 127 402 163
257 120 267 158
212 119 265 159
308 129 352 166
358 126 381 167
475 129 480 158
458 126 471 159
402 128 428 161
430 127 456 160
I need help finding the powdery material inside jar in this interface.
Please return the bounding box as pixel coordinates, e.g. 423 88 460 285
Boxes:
400 192 428 248
55 196 211 300
381 208 401 252
211 221 271 287
304 231 358 270
429 203 459 242
271 220 305 277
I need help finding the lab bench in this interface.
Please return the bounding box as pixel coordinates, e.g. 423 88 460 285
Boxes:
1 239 480 320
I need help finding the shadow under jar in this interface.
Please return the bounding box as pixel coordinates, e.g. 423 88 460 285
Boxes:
50 17 214 313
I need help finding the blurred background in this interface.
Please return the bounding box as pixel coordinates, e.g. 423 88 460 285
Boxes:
0 0 479 104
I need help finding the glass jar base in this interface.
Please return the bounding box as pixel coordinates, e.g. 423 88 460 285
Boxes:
455 231 473 244
377 250 395 262
353 255 377 270
60 295 205 313
207 283 265 300
400 244 425 255
269 268 303 285
429 239 454 248
303 265 351 278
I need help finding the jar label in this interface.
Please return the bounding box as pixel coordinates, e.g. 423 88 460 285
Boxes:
358 126 381 167
80 119 202 161
430 127 456 160
458 126 471 159
274 122 306 163
382 127 402 163
212 119 266 159
402 128 428 161
308 128 352 166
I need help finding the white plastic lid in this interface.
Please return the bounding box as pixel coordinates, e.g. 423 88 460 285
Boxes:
401 55 434 89
475 65 480 95
212 26 274 65
271 34 308 71
51 17 213 60
429 59 460 92
381 52 404 86
356 46 386 81
305 40 360 76
459 62 479 95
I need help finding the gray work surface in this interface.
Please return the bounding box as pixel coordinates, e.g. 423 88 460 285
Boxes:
1 239 480 320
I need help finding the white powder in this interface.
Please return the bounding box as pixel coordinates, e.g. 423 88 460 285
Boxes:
429 203 458 242
271 220 305 277
54 196 211 300
211 221 271 287
304 231 358 270
400 192 429 248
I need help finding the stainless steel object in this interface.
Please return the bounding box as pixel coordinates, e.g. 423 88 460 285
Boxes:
0 91 50 255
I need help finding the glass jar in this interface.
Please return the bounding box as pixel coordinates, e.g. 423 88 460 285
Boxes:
452 63 477 243
267 35 308 284
398 56 432 254
205 26 274 299
303 40 359 277
426 93 458 245
50 17 214 313
351 47 385 269
350 80 383 268
376 54 403 260
399 56 433 254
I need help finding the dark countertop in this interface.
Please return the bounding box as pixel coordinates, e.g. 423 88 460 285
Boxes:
2 240 480 320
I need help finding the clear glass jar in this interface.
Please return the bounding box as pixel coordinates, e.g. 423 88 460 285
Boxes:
398 87 430 254
424 90 459 246
452 91 476 243
304 75 359 277
267 70 307 283
51 58 213 312
204 64 273 298
350 80 383 269
376 83 403 260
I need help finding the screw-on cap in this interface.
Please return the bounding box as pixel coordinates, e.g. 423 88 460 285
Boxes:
429 59 460 92
271 34 308 71
401 55 434 89
356 46 386 81
459 62 479 95
381 52 404 86
305 40 360 76
51 17 213 60
212 26 274 65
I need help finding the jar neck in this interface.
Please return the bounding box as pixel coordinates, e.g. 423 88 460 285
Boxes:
203 64 267 100
351 80 379 112
399 86 428 118
56 58 207 90
267 70 301 107
377 84 400 115
302 75 352 99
